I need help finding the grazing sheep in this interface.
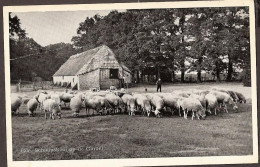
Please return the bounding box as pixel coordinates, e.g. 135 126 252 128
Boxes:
11 94 23 115
50 92 62 107
70 96 83 117
211 88 239 103
189 93 207 109
209 91 238 113
122 94 136 116
226 90 239 103
156 93 179 116
93 96 113 115
105 93 125 114
234 91 246 103
42 99 61 120
145 94 164 117
176 97 187 117
205 93 219 115
22 97 31 105
133 94 152 116
27 97 39 117
178 97 206 120
36 92 51 110
59 92 74 108
84 96 102 116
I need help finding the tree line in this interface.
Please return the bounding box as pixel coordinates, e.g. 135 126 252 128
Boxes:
9 7 251 85
71 7 250 83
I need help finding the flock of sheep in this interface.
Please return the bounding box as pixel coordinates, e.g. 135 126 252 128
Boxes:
11 87 246 120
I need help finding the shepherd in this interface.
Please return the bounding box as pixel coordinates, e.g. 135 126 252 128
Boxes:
156 78 162 92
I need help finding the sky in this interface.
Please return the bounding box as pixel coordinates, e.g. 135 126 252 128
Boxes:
13 10 125 46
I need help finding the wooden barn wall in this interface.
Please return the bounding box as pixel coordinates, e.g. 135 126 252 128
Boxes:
100 68 120 89
78 69 100 90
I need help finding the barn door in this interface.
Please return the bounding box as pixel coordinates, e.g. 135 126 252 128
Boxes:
99 68 119 90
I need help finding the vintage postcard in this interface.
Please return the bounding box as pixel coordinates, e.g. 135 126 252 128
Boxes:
3 0 258 166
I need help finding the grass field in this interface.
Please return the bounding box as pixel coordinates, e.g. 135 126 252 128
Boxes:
11 82 253 161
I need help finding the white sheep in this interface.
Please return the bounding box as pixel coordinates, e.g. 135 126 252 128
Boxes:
211 88 239 103
42 99 61 120
209 90 238 113
177 97 206 120
84 96 102 116
27 97 39 117
122 94 136 116
50 92 62 106
156 93 180 115
93 95 113 115
11 94 23 115
59 92 74 108
105 93 125 114
70 96 83 117
145 93 164 117
205 93 219 115
36 92 51 110
189 93 207 109
234 91 246 103
133 93 152 116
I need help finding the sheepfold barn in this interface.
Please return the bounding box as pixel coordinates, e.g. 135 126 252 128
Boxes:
53 45 132 90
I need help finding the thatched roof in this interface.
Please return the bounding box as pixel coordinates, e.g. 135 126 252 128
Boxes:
53 45 131 76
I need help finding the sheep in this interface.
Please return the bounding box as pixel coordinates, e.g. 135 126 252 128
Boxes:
177 97 206 120
234 91 246 103
205 93 219 115
226 90 239 103
70 96 84 117
132 93 152 116
27 97 39 117
189 93 207 109
59 92 74 108
42 99 61 120
84 96 103 116
176 97 186 117
156 93 179 116
105 93 125 114
211 88 239 103
144 93 164 117
11 94 23 115
209 90 238 113
36 92 51 110
22 97 31 105
50 92 62 107
122 94 136 116
93 96 113 115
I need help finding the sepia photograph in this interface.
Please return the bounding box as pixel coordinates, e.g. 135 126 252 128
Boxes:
3 0 258 166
